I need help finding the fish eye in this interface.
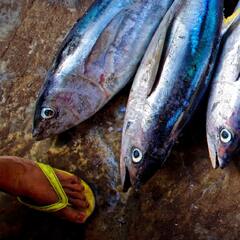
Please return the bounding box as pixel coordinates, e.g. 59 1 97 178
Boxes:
41 107 55 119
131 148 143 163
220 128 232 144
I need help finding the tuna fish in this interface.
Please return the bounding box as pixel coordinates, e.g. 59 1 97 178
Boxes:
120 0 223 189
33 0 174 139
206 7 240 169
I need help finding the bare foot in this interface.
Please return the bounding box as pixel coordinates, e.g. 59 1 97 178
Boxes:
0 156 90 224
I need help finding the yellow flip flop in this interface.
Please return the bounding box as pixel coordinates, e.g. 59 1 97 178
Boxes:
17 162 95 223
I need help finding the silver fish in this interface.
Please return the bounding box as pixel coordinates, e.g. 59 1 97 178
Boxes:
121 0 223 189
206 8 240 169
33 0 174 139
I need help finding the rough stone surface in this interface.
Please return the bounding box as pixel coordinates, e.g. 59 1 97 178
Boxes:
0 1 240 239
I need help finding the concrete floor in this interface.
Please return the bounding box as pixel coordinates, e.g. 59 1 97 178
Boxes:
1 1 240 239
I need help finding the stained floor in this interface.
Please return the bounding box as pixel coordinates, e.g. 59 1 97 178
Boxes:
1 1 240 239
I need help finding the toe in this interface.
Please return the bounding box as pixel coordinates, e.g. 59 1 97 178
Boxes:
55 171 85 192
57 207 86 224
64 182 85 193
69 198 89 209
64 189 86 201
55 171 79 185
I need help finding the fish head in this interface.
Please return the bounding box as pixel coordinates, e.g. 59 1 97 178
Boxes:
120 114 162 191
33 89 82 140
207 104 240 169
33 73 104 140
120 120 145 191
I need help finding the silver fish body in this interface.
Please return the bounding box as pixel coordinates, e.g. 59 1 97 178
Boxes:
121 0 223 189
206 9 240 169
33 0 174 139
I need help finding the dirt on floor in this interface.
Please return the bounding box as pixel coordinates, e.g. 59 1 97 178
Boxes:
1 1 240 239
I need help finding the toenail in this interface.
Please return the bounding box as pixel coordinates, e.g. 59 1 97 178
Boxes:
85 202 89 208
77 213 85 222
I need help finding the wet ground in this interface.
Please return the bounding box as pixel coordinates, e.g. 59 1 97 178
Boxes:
0 1 240 239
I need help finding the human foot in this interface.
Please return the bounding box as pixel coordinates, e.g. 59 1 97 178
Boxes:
0 156 93 224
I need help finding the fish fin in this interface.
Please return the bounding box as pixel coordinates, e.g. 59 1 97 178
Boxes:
137 0 184 98
146 21 174 97
222 7 240 36
85 11 126 71
144 25 170 97
146 0 185 97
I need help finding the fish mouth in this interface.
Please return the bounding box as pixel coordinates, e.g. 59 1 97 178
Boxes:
207 135 219 169
120 158 159 191
32 128 44 140
216 155 230 169
120 157 139 192
121 166 142 192
208 143 230 169
121 166 132 192
209 147 218 169
120 154 131 192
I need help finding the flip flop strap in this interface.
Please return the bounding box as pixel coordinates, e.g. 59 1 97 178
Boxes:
17 162 69 212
